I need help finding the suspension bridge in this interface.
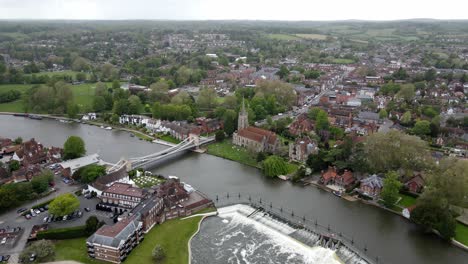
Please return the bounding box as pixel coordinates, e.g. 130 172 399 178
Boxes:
107 134 215 173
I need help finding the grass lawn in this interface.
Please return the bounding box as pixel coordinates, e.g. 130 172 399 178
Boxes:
0 100 24 112
206 139 258 167
397 194 417 208
126 217 203 264
158 134 181 144
455 222 468 246
54 237 108 264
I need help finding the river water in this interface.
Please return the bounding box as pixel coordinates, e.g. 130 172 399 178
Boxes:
0 115 466 264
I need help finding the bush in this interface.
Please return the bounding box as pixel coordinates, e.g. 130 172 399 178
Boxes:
152 244 166 263
262 155 288 178
215 130 225 141
20 240 55 263
36 225 87 240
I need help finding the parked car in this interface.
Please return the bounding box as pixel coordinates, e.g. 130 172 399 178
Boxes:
24 214 31 220
30 210 36 217
44 205 49 210
17 208 27 214
84 207 91 212
29 253 36 262
39 207 45 212
43 216 48 223
62 215 68 221
0 256 4 262
78 211 83 218
34 209 41 215
1 237 7 245
3 255 10 261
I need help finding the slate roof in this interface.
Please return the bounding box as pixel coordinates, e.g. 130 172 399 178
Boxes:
87 217 141 249
360 174 383 189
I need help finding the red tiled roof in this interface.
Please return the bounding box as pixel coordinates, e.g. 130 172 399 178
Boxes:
104 183 145 198
238 126 278 144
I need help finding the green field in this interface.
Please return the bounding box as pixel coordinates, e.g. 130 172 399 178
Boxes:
54 238 108 264
295 33 328 40
125 217 203 264
331 58 355 64
24 70 90 80
267 33 302 41
0 82 109 113
397 194 417 208
206 139 258 167
455 222 468 246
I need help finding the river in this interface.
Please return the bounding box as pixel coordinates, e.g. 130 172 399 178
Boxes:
0 115 466 264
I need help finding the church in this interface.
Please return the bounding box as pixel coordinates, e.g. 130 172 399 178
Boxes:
232 99 281 153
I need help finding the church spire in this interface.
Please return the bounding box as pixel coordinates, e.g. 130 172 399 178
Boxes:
238 97 248 130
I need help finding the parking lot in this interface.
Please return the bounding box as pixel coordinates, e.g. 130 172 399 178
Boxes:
0 192 112 263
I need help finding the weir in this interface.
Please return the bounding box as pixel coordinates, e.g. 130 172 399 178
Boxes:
215 203 374 264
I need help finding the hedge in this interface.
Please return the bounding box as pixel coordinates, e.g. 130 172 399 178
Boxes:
36 225 87 240
32 198 55 210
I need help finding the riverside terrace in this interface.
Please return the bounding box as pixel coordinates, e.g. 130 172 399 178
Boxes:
86 177 213 264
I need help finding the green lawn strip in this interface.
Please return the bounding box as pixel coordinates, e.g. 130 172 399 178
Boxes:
397 194 417 208
206 140 258 167
54 237 108 264
159 134 181 144
455 222 468 246
0 100 24 112
125 217 203 264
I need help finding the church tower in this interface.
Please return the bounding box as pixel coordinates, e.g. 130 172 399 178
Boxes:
238 98 248 130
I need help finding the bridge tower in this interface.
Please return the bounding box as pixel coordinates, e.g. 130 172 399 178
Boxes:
189 133 200 148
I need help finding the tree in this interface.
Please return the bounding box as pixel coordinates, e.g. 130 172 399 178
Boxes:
411 195 456 241
95 82 108 96
67 102 80 119
63 136 86 160
152 244 166 263
31 171 53 194
197 87 218 109
73 164 106 183
262 155 288 178
85 216 104 235
364 130 431 173
48 193 80 216
255 80 296 109
112 80 121 89
20 240 55 263
150 79 170 102
93 96 107 112
380 171 402 208
171 91 193 105
128 95 143 114
71 57 90 72
215 130 225 141
9 160 20 172
14 137 23 145
401 111 412 125
378 109 388 119
396 84 415 103
113 99 129 115
276 65 290 79
412 120 431 136
315 110 330 132
222 109 237 136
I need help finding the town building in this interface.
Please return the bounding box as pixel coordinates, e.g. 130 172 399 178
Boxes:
86 217 144 264
101 182 147 209
233 99 280 153
289 136 318 162
359 174 384 197
59 154 101 178
404 174 425 193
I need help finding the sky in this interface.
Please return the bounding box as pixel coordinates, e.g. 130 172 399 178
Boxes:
0 0 467 21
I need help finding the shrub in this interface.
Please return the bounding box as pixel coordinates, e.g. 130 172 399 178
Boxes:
36 225 87 240
152 244 166 263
